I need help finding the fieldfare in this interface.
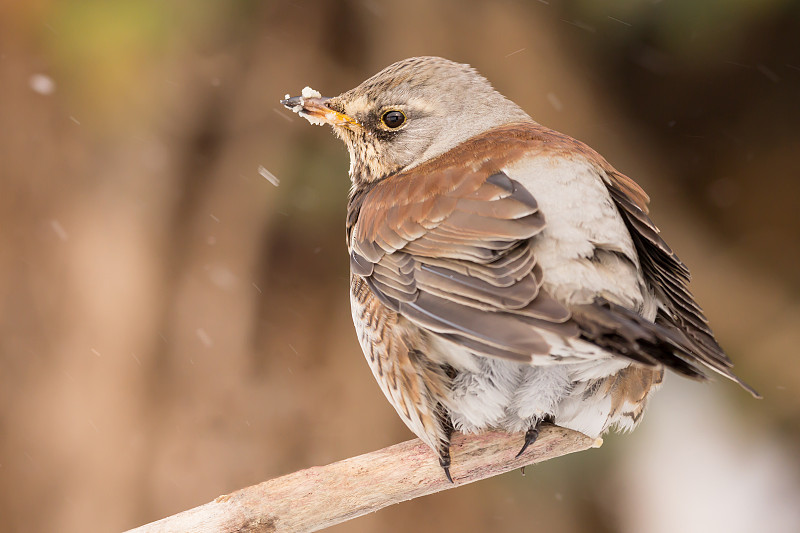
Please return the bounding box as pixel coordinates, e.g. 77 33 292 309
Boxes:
281 57 758 482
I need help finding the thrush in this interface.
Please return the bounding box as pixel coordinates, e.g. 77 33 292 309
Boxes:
281 57 759 482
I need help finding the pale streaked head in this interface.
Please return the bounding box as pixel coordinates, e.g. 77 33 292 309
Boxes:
282 56 533 184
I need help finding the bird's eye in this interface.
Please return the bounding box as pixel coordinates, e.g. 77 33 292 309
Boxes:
381 110 406 129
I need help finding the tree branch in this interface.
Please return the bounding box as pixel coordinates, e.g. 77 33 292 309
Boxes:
124 425 599 533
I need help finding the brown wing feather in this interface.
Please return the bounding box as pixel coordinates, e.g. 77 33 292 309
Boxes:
350 155 572 361
604 172 760 397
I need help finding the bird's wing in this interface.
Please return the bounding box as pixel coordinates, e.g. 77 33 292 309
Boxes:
350 163 575 363
602 168 761 396
348 122 757 393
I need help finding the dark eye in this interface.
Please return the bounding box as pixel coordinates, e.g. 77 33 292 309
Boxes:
381 110 406 128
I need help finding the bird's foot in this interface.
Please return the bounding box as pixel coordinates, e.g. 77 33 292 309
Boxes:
439 449 453 483
437 408 455 483
516 421 542 458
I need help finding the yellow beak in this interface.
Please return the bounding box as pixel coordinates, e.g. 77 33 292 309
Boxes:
280 95 359 128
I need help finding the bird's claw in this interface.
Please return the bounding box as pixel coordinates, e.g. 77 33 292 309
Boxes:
439 451 454 483
516 424 540 458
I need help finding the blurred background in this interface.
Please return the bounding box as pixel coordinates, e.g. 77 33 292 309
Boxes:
1 1 799 532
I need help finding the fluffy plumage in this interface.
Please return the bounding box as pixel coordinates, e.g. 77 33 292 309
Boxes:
281 56 758 477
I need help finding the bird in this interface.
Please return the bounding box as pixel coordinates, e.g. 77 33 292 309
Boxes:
281 56 759 482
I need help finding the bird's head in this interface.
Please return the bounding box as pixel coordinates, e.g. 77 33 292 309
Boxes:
281 56 532 185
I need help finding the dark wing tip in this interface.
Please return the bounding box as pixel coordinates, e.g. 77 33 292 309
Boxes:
730 375 762 399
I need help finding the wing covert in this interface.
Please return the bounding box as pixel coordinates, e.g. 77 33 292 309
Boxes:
349 162 574 362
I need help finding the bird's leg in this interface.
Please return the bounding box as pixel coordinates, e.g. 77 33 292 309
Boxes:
516 418 543 458
438 407 455 483
439 448 453 484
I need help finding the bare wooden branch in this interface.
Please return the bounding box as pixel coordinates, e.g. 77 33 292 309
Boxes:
125 425 598 533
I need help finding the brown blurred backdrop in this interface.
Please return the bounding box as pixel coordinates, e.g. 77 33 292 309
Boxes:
1 1 799 532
